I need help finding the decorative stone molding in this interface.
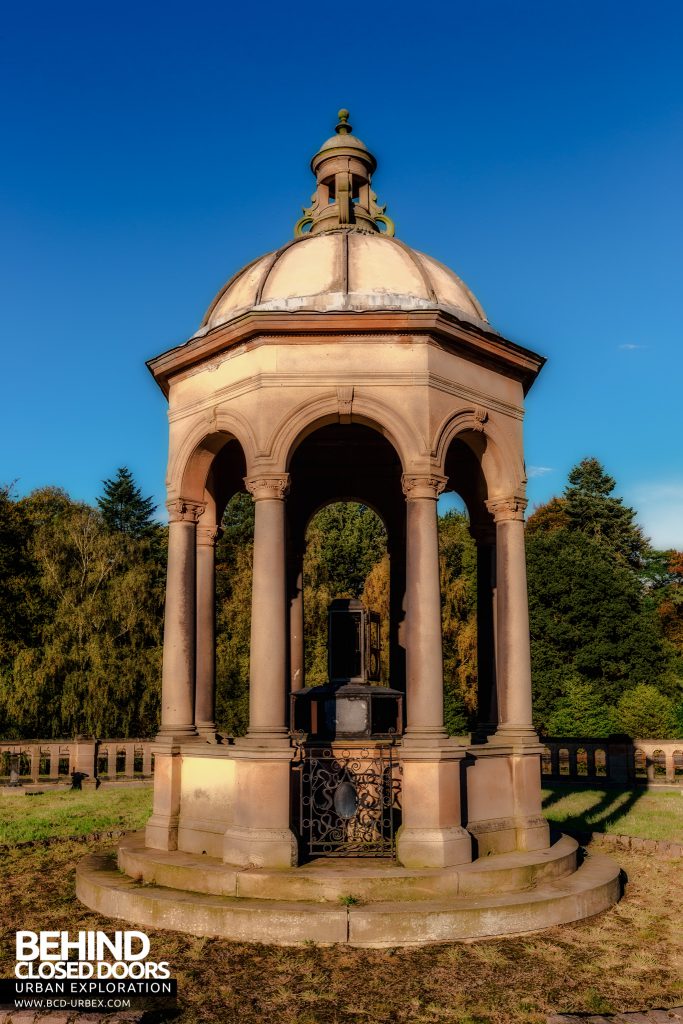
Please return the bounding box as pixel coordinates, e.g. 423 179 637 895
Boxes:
472 405 489 432
244 474 291 502
196 525 223 547
166 499 206 524
401 474 448 500
485 496 527 523
337 385 354 423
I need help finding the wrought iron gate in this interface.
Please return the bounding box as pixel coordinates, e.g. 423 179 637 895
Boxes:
292 737 402 858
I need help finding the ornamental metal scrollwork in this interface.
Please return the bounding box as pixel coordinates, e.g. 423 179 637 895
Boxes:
291 739 402 858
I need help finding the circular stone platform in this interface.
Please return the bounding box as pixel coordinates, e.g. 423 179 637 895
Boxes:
76 833 622 947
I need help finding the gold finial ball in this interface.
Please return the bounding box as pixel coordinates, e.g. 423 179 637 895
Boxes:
336 108 352 134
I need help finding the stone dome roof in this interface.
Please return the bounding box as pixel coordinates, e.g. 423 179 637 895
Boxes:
197 111 488 337
200 230 487 333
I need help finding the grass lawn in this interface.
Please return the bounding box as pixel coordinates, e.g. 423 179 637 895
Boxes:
0 836 681 1024
0 789 681 1021
542 784 683 842
0 785 153 844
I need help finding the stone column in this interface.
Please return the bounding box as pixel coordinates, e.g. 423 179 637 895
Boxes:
397 473 471 869
467 494 549 853
147 498 203 852
195 523 221 741
158 499 204 739
486 496 536 741
223 474 298 869
246 475 290 738
403 474 448 739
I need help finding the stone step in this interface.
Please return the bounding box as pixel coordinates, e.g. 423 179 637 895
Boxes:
76 848 621 947
117 831 578 903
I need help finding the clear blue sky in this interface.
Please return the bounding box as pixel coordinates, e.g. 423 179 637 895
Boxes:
3 1 682 547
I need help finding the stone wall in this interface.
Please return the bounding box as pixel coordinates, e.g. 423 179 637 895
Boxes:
541 738 683 785
0 738 154 783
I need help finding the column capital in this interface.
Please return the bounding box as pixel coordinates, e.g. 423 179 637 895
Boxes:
401 473 447 500
166 498 206 523
485 495 528 523
197 524 223 547
244 474 291 502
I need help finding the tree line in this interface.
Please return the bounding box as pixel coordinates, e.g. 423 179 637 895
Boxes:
0 459 681 740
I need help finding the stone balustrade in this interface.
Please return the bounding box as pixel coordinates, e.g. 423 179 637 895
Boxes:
541 738 683 786
0 738 155 783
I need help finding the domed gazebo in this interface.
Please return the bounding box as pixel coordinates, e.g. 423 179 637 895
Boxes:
78 111 620 945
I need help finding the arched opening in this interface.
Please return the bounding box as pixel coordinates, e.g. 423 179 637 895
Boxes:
287 423 405 702
440 434 496 741
302 501 388 688
215 489 253 737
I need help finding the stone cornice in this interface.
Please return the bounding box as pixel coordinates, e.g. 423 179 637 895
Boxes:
244 474 291 501
148 308 545 399
401 474 448 500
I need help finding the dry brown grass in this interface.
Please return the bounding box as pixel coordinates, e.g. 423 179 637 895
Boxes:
0 837 681 1024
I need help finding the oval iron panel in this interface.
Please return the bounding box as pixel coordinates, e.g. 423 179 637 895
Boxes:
333 779 358 819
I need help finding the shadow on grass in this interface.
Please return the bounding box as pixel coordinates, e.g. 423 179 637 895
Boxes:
542 784 647 837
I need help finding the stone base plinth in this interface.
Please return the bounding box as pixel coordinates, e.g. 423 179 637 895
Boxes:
77 832 622 947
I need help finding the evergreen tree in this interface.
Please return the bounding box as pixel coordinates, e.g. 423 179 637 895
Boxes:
614 684 680 739
527 528 669 732
546 678 616 738
563 457 648 567
97 467 157 539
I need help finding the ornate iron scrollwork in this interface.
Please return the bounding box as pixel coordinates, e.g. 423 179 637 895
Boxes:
291 737 402 858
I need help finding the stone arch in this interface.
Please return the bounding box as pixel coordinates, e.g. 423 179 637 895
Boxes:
266 392 420 473
168 415 254 512
433 408 525 500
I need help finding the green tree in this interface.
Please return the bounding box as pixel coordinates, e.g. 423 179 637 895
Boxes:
439 511 477 735
527 528 669 733
546 678 616 738
214 492 255 736
303 503 387 685
526 496 570 536
2 492 164 738
614 684 680 739
97 467 157 539
563 457 648 568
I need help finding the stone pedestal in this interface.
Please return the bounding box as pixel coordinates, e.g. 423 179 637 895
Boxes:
145 740 183 851
397 737 471 868
465 740 549 856
222 739 298 868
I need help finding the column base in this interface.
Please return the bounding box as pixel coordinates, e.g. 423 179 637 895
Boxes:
145 741 183 852
223 824 298 870
195 722 219 743
397 735 472 869
465 740 550 855
222 737 298 869
396 825 472 869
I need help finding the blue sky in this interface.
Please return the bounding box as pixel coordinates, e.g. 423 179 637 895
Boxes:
2 1 682 547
